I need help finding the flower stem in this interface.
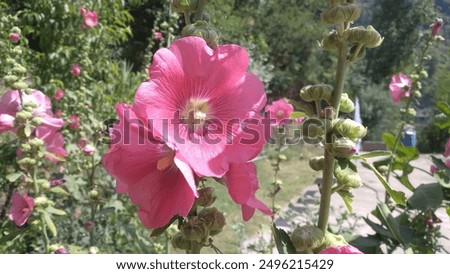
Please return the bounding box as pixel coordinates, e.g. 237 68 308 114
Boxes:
40 214 50 253
317 41 348 233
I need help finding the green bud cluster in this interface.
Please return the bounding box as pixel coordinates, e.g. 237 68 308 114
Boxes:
291 225 324 253
345 25 384 48
182 21 219 48
300 84 334 103
332 118 367 142
339 93 355 113
321 2 362 25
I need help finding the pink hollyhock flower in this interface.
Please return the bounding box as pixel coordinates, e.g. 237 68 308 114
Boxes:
389 73 412 103
9 33 20 43
444 138 450 157
133 37 268 178
265 98 294 126
55 109 63 118
77 137 88 149
293 117 305 124
81 9 98 28
430 165 438 174
102 104 198 228
54 248 70 254
9 192 35 227
154 31 163 40
430 18 443 37
0 90 64 133
84 220 95 231
68 114 80 129
36 126 68 162
82 144 96 156
71 64 81 77
319 245 363 254
223 162 272 221
54 88 64 101
50 178 65 187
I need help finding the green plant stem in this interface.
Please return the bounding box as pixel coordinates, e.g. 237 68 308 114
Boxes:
269 129 284 252
184 12 191 25
40 214 50 253
88 153 99 246
317 41 348 233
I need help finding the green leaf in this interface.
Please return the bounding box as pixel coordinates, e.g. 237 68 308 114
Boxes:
437 101 450 116
364 217 395 239
49 186 69 196
98 207 116 216
6 172 23 183
291 111 306 118
408 183 443 211
381 132 396 149
375 204 404 244
352 150 392 160
42 211 57 237
361 159 406 206
46 207 66 216
23 123 31 137
431 156 450 179
446 206 450 217
150 216 179 237
337 189 354 212
271 224 296 254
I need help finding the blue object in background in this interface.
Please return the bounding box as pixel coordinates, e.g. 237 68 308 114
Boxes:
402 126 417 147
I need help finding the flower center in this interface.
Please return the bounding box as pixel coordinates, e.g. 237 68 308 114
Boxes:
181 98 210 133
276 110 285 117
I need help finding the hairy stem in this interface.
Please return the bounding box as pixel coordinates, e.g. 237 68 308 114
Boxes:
317 41 348 233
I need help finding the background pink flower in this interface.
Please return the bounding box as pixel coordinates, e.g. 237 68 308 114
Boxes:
102 104 198 228
9 192 35 227
319 245 363 254
68 114 80 129
71 64 81 77
431 18 443 37
81 9 98 28
36 126 68 162
444 138 450 157
389 72 411 103
265 98 294 126
0 90 64 133
54 88 64 101
154 31 163 40
9 33 20 43
134 37 267 178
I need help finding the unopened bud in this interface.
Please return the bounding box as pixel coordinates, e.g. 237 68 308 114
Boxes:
333 118 367 141
17 157 36 166
88 189 99 199
321 107 336 119
12 65 26 74
319 30 339 51
413 90 422 98
299 84 333 103
334 160 362 188
182 21 219 48
12 81 28 90
15 110 32 122
9 33 20 43
11 26 21 34
36 179 50 190
348 44 366 62
322 232 348 248
419 70 428 79
29 138 45 147
321 3 362 25
3 75 18 84
377 165 389 174
83 145 96 156
31 116 43 126
331 137 357 158
339 93 355 113
171 0 199 13
84 220 95 231
34 196 49 207
291 225 324 253
346 25 384 48
309 156 325 171
171 233 191 251
197 187 216 207
88 246 99 254
302 118 332 139
21 143 31 152
12 46 22 55
198 207 226 236
181 216 208 243
54 248 70 254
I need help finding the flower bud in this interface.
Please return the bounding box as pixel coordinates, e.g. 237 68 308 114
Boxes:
198 207 226 236
88 189 99 199
12 46 22 55
413 90 422 98
9 33 20 43
430 18 443 37
319 30 339 51
334 160 362 188
348 44 366 62
171 0 199 13
11 26 21 34
302 118 332 139
15 110 32 122
36 179 51 190
83 145 96 156
321 3 362 25
21 143 31 152
181 216 208 243
3 75 18 84
322 232 348 248
291 225 324 253
88 246 99 254
331 137 357 158
23 101 38 109
17 157 36 166
34 196 49 207
171 232 192 250
182 21 219 48
196 187 216 207
84 220 95 231
339 93 355 113
12 65 26 74
31 116 43 126
309 156 325 171
12 81 28 90
377 165 389 174
346 25 384 48
299 84 333 103
333 118 367 141
29 138 45 147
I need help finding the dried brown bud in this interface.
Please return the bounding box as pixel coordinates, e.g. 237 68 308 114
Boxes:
196 187 216 207
198 207 226 236
171 232 192 250
181 216 208 243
